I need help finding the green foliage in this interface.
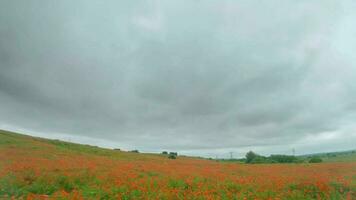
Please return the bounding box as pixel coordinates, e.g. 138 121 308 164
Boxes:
245 151 258 163
245 151 271 164
246 151 301 164
300 150 356 162
46 139 114 156
169 152 178 156
270 155 298 163
286 183 328 199
168 154 176 159
167 152 178 159
0 173 75 197
309 157 323 163
168 179 189 190
161 151 168 155
250 156 270 164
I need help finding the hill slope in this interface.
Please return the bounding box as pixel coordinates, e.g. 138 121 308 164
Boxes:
0 129 167 161
0 129 355 199
300 150 356 162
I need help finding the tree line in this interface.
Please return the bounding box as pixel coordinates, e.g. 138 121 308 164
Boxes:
245 151 322 164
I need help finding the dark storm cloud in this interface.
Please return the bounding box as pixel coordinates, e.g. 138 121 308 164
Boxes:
1 0 356 157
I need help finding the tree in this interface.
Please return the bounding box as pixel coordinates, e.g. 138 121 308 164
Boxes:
162 151 168 155
250 156 269 164
169 152 178 156
309 157 322 163
168 154 177 159
245 151 258 163
270 155 298 163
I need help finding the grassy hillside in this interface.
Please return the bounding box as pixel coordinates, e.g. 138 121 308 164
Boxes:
0 129 167 161
300 150 356 163
0 129 355 199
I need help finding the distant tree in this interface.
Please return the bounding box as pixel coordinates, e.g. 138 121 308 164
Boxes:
113 148 121 151
250 156 270 164
270 155 298 163
245 151 258 163
130 150 139 153
168 154 177 159
162 151 168 155
169 152 178 156
309 157 322 163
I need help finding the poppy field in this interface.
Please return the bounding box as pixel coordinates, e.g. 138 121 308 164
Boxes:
0 130 355 199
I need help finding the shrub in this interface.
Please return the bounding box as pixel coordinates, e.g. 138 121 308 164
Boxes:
309 157 322 163
250 156 270 164
162 151 168 155
168 154 176 159
169 152 178 156
130 150 139 153
270 155 298 163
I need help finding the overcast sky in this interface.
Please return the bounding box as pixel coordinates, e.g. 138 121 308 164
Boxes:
1 1 356 158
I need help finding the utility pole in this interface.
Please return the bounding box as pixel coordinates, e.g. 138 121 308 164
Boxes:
292 148 295 156
229 152 233 159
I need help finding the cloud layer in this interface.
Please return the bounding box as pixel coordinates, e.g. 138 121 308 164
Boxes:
1 0 356 157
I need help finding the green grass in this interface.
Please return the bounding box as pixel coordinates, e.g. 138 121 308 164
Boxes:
0 129 167 161
300 150 356 163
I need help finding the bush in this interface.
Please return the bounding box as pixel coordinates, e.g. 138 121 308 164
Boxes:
169 152 178 156
250 156 270 164
162 151 168 155
309 157 322 163
167 152 178 159
270 155 298 163
168 154 176 159
130 150 139 153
